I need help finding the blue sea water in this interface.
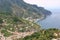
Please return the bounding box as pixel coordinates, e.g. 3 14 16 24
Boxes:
38 9 60 29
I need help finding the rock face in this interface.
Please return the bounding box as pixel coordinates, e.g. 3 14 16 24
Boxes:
0 0 52 19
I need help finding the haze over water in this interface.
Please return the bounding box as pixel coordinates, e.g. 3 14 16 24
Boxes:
38 9 60 29
24 0 60 29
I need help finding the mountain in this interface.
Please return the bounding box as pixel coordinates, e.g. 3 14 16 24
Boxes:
0 0 56 40
0 12 40 37
0 0 52 19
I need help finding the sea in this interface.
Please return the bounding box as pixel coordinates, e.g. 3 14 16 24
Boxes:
38 9 60 29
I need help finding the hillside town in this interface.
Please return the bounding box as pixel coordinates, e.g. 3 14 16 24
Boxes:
0 31 35 40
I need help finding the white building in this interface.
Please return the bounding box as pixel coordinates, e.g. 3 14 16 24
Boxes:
0 33 5 40
52 38 58 40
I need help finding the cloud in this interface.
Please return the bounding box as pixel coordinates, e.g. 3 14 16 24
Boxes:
24 0 60 9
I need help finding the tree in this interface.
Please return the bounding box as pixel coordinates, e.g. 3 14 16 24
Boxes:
0 18 3 24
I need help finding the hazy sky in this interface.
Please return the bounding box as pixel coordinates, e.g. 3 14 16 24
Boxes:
24 0 60 9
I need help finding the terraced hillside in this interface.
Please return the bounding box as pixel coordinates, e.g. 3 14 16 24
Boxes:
0 12 41 40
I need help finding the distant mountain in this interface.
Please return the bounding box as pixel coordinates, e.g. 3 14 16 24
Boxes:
0 0 52 19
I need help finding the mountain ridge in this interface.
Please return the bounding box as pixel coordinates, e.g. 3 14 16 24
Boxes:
0 0 52 20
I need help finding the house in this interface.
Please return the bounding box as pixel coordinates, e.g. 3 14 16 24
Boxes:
52 38 60 40
25 17 36 22
52 38 58 40
53 32 60 37
54 33 58 37
0 33 5 40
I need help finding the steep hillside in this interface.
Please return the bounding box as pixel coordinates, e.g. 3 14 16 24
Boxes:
0 0 51 19
0 0 52 40
0 12 40 37
21 29 60 40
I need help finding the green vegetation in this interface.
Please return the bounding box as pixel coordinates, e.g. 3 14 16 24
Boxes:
1 29 13 37
0 12 40 37
0 0 51 19
17 28 60 40
0 0 57 40
0 3 58 39
0 18 3 24
0 12 60 40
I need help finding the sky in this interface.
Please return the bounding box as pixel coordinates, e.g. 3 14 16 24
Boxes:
24 0 60 10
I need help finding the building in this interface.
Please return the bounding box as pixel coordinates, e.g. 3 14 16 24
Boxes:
0 33 5 40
